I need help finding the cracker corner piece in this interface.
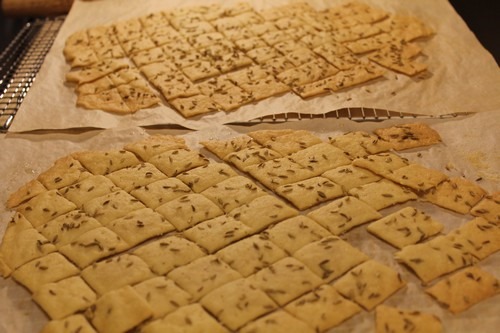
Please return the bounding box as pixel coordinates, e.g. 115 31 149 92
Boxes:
470 191 500 223
6 179 47 209
333 260 406 310
87 285 153 333
375 305 443 333
124 134 187 161
170 94 222 118
425 266 500 314
374 123 441 151
240 310 315 333
77 88 132 114
41 314 97 333
349 179 417 211
37 155 91 190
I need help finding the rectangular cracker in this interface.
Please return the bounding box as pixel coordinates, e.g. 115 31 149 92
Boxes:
130 178 192 209
471 192 500 223
148 148 209 177
239 75 291 101
374 123 442 151
82 190 145 224
41 314 96 333
61 175 119 209
106 162 167 192
76 88 130 113
385 163 448 191
17 190 77 228
352 152 409 177
289 142 352 175
124 134 187 161
375 305 443 333
226 147 282 172
240 310 314 333
170 94 222 118
258 130 323 156
176 162 237 193
72 149 140 175
348 179 418 211
322 164 382 192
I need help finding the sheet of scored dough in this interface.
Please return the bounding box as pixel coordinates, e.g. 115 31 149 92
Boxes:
9 0 500 132
0 111 498 332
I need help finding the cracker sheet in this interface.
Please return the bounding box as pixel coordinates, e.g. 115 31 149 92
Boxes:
0 111 499 333
9 0 500 132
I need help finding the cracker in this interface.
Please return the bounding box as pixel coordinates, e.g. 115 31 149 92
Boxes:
16 190 77 228
367 207 444 249
32 276 96 320
76 76 114 96
226 147 282 171
234 36 267 51
37 157 91 190
285 47 319 66
183 215 252 253
425 266 500 313
374 122 442 151
201 135 258 160
375 305 443 333
329 131 393 158
6 179 47 209
445 217 500 260
201 176 267 213
226 64 269 85
322 164 382 192
41 314 97 333
133 276 193 319
141 303 229 333
307 196 382 235
216 234 287 277
182 60 221 81
471 192 500 223
72 149 140 175
228 195 299 233
176 162 237 193
352 152 409 177
58 227 130 269
370 47 427 76
168 255 242 300
131 47 169 67
289 142 351 174
130 178 192 209
240 310 315 333
348 179 418 211
240 76 290 101
148 148 209 177
344 32 399 54
82 190 145 224
395 236 474 284
200 278 278 330
124 134 187 161
423 177 487 214
87 285 153 333
212 51 254 74
12 252 80 293
66 59 128 84
248 256 322 306
277 58 339 87
121 35 156 56
133 235 205 275
61 175 119 208
116 80 161 112
81 254 154 295
334 23 383 42
285 284 362 332
332 260 406 310
260 130 323 156
294 235 369 282
275 177 344 210
260 56 296 76
38 210 102 247
108 67 143 87
386 163 448 191
263 215 331 254
170 94 221 117
155 193 224 231
106 162 166 192
106 208 175 246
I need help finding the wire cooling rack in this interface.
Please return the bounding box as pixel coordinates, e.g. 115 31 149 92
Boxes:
0 16 65 132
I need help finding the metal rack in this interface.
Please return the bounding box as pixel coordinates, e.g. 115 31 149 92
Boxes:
0 16 65 132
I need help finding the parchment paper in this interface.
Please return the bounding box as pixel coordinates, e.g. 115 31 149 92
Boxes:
9 0 500 132
1 111 499 333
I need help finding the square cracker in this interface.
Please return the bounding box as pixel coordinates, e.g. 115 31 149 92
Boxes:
425 266 500 313
322 164 382 192
130 178 192 209
38 210 102 247
72 149 140 175
37 156 91 190
82 190 145 224
133 276 192 319
423 177 487 214
41 314 96 333
285 284 362 332
133 235 205 275
375 305 443 333
275 176 344 210
141 303 229 333
12 252 79 293
248 257 322 306
333 260 406 310
263 215 331 254
200 278 278 330
155 193 224 231
81 254 154 295
348 179 418 211
240 76 290 101
308 196 382 235
106 162 167 192
167 255 242 301
148 148 209 177
352 152 409 177
367 207 444 249
289 142 351 175
201 135 258 160
228 195 299 233
329 131 392 158
216 234 287 277
17 190 77 228
87 285 153 333
445 217 500 260
374 122 442 151
260 130 323 156
65 59 128 84
201 175 267 213
106 208 175 247
386 163 448 191
226 146 282 172
32 276 96 320
369 43 427 76
58 227 130 269
124 134 187 161
471 192 500 223
395 236 474 284
293 236 369 282
183 215 252 253
61 175 119 208
240 310 315 333
176 162 238 193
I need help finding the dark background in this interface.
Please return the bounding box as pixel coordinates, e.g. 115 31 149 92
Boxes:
0 1 498 63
